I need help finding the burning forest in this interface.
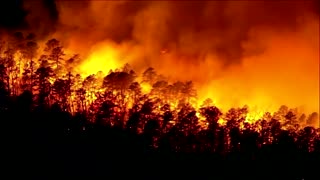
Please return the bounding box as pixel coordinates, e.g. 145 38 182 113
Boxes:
1 0 319 179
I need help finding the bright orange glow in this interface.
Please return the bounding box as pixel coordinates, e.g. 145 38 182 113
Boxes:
0 1 318 129
140 82 152 94
77 42 122 76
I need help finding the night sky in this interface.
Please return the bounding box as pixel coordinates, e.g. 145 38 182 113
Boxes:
0 0 58 30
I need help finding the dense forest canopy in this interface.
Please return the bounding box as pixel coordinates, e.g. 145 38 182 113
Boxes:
1 33 320 162
0 1 318 117
0 32 318 131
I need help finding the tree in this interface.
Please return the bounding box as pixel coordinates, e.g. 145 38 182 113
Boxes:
151 80 168 100
201 98 213 107
65 54 80 73
76 88 86 112
142 67 157 85
52 78 70 111
225 106 248 121
181 81 197 104
177 103 197 133
298 114 306 125
103 70 136 105
273 105 289 121
140 99 154 118
83 74 98 103
129 82 142 104
44 38 60 52
49 46 65 73
34 65 55 108
172 81 184 97
162 110 173 130
3 48 15 94
0 64 9 92
96 100 117 126
21 41 38 91
44 38 65 74
284 111 297 125
126 111 141 134
200 106 222 128
307 112 319 126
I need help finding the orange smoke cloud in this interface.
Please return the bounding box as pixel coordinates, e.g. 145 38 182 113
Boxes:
34 1 318 116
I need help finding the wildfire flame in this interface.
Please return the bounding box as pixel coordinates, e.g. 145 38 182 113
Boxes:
0 1 318 129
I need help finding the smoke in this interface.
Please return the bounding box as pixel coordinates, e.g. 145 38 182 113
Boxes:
198 17 319 114
51 1 317 61
0 0 58 39
0 0 27 30
1 1 319 114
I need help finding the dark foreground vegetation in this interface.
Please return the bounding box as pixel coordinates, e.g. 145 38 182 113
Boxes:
1 32 319 179
2 101 320 180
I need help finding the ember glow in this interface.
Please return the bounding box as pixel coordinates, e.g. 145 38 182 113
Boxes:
0 1 319 128
78 42 123 76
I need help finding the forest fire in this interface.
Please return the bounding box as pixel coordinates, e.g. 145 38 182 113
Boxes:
0 1 319 130
1 2 320 178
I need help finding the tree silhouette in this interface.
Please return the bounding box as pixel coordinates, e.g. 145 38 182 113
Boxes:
44 39 65 74
129 82 142 104
103 70 136 109
200 106 222 129
83 74 98 104
52 78 70 111
21 41 38 91
181 81 197 104
307 112 319 126
49 46 65 73
0 34 318 179
44 38 60 52
34 64 55 109
151 80 168 100
225 106 248 121
142 67 157 85
96 100 117 127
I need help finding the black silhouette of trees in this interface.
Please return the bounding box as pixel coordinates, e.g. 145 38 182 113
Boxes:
53 78 71 111
129 82 142 104
103 68 136 109
21 41 38 91
34 64 55 109
0 33 320 174
45 38 65 74
225 106 248 121
200 106 222 128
